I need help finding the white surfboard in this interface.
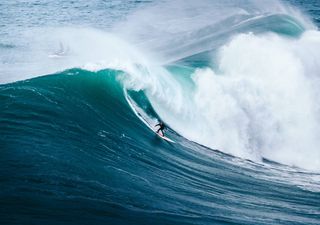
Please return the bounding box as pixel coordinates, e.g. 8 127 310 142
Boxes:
156 132 175 143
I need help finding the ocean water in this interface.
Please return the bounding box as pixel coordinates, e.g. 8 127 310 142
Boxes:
1 0 320 224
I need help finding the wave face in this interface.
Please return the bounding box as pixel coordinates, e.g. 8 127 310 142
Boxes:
1 69 320 225
1 0 320 224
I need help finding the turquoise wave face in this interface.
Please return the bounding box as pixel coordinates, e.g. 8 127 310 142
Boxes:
1 69 319 225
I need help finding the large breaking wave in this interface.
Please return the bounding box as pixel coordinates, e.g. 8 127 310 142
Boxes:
1 1 320 169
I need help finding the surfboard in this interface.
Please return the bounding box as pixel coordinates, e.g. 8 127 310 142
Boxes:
156 133 175 143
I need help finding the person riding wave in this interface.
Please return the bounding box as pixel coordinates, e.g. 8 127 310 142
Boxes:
155 121 165 137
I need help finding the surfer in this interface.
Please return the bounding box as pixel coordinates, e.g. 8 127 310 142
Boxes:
155 122 165 137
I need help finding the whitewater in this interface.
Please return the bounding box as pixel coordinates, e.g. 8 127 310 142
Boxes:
1 0 320 224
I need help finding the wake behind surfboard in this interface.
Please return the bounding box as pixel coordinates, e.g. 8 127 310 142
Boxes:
125 92 175 143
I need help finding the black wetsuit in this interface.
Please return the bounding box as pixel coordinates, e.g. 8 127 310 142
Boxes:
155 122 165 136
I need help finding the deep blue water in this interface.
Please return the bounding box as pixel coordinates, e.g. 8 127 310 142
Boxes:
1 1 320 225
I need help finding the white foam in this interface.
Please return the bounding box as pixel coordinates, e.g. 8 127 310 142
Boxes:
0 27 148 84
146 31 320 171
114 0 315 63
